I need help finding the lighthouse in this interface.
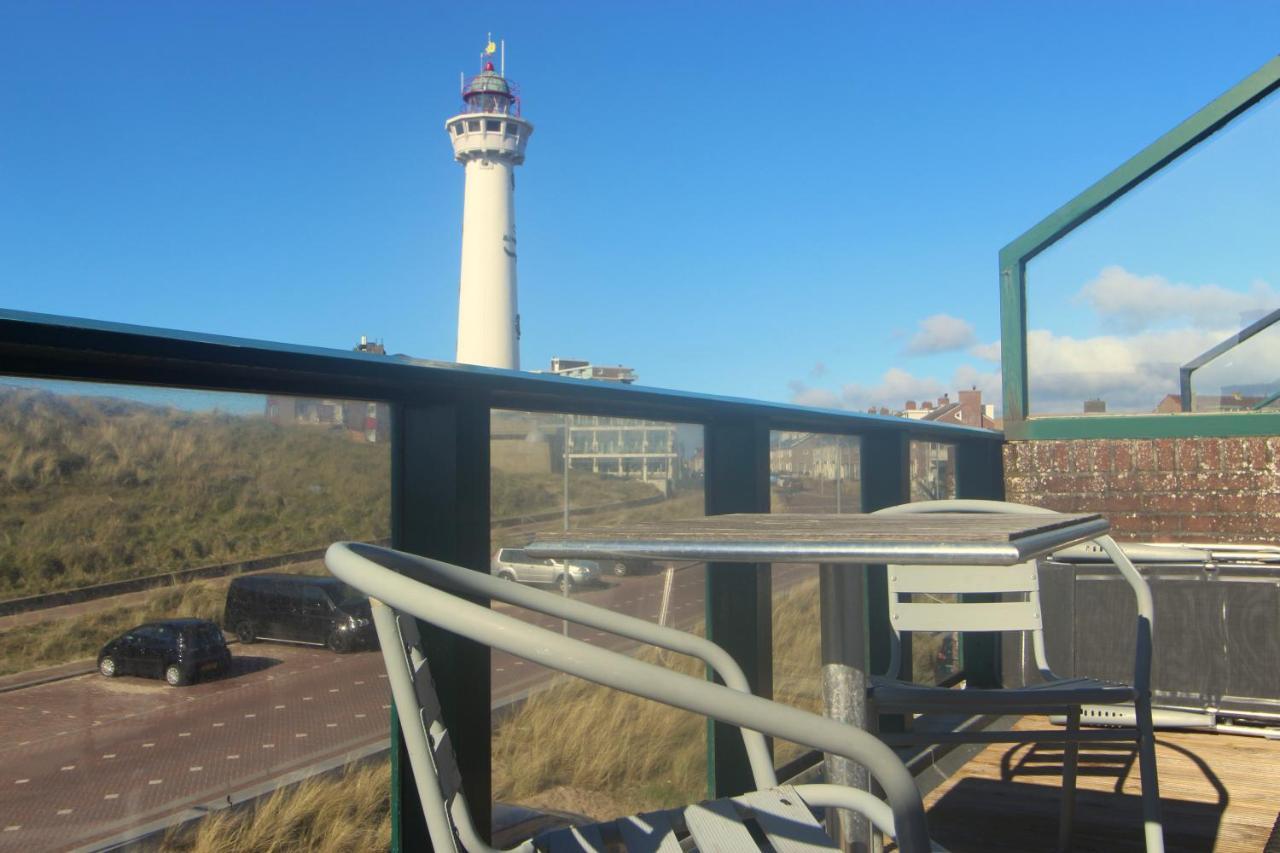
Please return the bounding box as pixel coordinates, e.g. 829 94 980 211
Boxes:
447 39 532 370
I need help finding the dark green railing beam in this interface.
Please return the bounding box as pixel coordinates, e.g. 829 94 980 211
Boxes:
391 397 492 851
704 417 773 799
956 440 1006 689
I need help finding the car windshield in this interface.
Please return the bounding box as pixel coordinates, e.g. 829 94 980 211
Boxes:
327 583 367 609
183 624 225 649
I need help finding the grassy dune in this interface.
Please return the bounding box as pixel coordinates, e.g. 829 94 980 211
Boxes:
0 387 392 599
161 761 391 852
2 388 687 601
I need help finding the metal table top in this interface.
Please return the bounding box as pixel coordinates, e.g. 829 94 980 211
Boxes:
526 511 1110 565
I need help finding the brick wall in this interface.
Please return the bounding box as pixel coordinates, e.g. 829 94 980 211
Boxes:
1004 436 1280 544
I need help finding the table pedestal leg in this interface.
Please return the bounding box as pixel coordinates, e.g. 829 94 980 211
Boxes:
820 563 872 853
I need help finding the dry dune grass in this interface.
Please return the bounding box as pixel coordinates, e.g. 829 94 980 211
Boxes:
0 387 390 599
162 761 391 852
493 576 826 815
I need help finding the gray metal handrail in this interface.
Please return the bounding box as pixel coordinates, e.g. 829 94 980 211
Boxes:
326 541 935 853
370 546 777 789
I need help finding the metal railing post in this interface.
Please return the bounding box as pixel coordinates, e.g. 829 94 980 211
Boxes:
390 395 492 851
956 438 1007 689
703 417 772 799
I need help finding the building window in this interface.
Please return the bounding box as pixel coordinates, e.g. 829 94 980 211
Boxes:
504 122 518 136
467 119 481 132
485 119 502 132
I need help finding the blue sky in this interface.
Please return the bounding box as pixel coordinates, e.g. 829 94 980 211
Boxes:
2 1 1278 416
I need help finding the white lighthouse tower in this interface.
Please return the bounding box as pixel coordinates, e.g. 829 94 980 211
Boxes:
447 40 532 370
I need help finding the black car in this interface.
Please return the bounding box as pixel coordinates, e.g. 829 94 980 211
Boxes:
224 573 374 652
97 619 231 686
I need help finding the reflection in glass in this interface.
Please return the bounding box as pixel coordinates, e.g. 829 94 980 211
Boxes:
909 440 956 502
489 410 707 824
769 432 860 514
1024 88 1280 416
907 440 961 684
768 432 861 769
1184 309 1280 412
0 377 392 849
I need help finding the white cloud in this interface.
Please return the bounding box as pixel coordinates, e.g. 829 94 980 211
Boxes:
787 380 841 409
969 340 1000 362
788 365 1004 414
1077 266 1279 333
905 314 977 355
953 364 1002 399
1025 326 1233 412
839 368 947 411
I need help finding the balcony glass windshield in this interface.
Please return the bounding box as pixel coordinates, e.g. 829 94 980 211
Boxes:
1024 88 1280 416
767 431 861 769
0 377 392 850
489 410 706 826
907 440 961 685
1185 311 1280 411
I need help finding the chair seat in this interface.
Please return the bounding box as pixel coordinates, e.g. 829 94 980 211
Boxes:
532 785 838 852
870 675 1135 712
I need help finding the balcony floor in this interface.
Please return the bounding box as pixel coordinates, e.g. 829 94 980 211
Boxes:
916 718 1280 852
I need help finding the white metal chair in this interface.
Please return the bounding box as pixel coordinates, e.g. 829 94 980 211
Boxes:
867 499 1163 852
325 541 942 852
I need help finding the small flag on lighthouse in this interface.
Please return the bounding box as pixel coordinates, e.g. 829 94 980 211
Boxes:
485 39 497 55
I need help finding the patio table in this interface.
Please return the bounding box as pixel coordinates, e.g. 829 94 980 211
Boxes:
527 510 1109 851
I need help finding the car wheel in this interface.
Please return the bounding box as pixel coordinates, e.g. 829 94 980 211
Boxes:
612 561 629 577
558 574 573 594
99 656 118 678
235 621 257 644
498 570 517 581
326 630 349 653
164 664 188 687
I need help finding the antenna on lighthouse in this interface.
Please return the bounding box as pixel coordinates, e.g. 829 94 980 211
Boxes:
501 39 505 76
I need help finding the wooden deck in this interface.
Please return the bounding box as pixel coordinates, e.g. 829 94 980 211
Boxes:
917 718 1280 852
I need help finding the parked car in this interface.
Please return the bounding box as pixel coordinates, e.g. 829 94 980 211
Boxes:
224 573 374 652
97 618 231 686
490 548 600 590
606 558 656 577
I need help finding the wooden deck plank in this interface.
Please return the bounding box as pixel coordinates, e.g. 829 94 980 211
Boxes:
913 718 1280 852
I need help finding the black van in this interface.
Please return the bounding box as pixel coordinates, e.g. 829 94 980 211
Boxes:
98 619 231 686
224 574 374 652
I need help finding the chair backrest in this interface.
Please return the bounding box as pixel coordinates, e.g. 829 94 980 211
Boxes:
872 499 1064 681
369 597 490 852
883 559 1046 679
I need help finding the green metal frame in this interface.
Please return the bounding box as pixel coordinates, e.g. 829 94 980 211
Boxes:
1000 56 1280 441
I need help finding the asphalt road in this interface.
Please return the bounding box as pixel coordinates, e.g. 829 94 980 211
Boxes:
0 562 817 851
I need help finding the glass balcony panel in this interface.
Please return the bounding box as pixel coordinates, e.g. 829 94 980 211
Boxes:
767 431 861 771
1187 314 1280 412
907 440 961 685
489 410 706 824
1024 89 1280 416
0 377 392 849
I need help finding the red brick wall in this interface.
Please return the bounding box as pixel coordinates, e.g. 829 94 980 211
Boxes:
1004 436 1280 544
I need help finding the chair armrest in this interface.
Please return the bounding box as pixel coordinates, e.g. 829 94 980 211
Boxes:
327 542 934 853
357 546 776 789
